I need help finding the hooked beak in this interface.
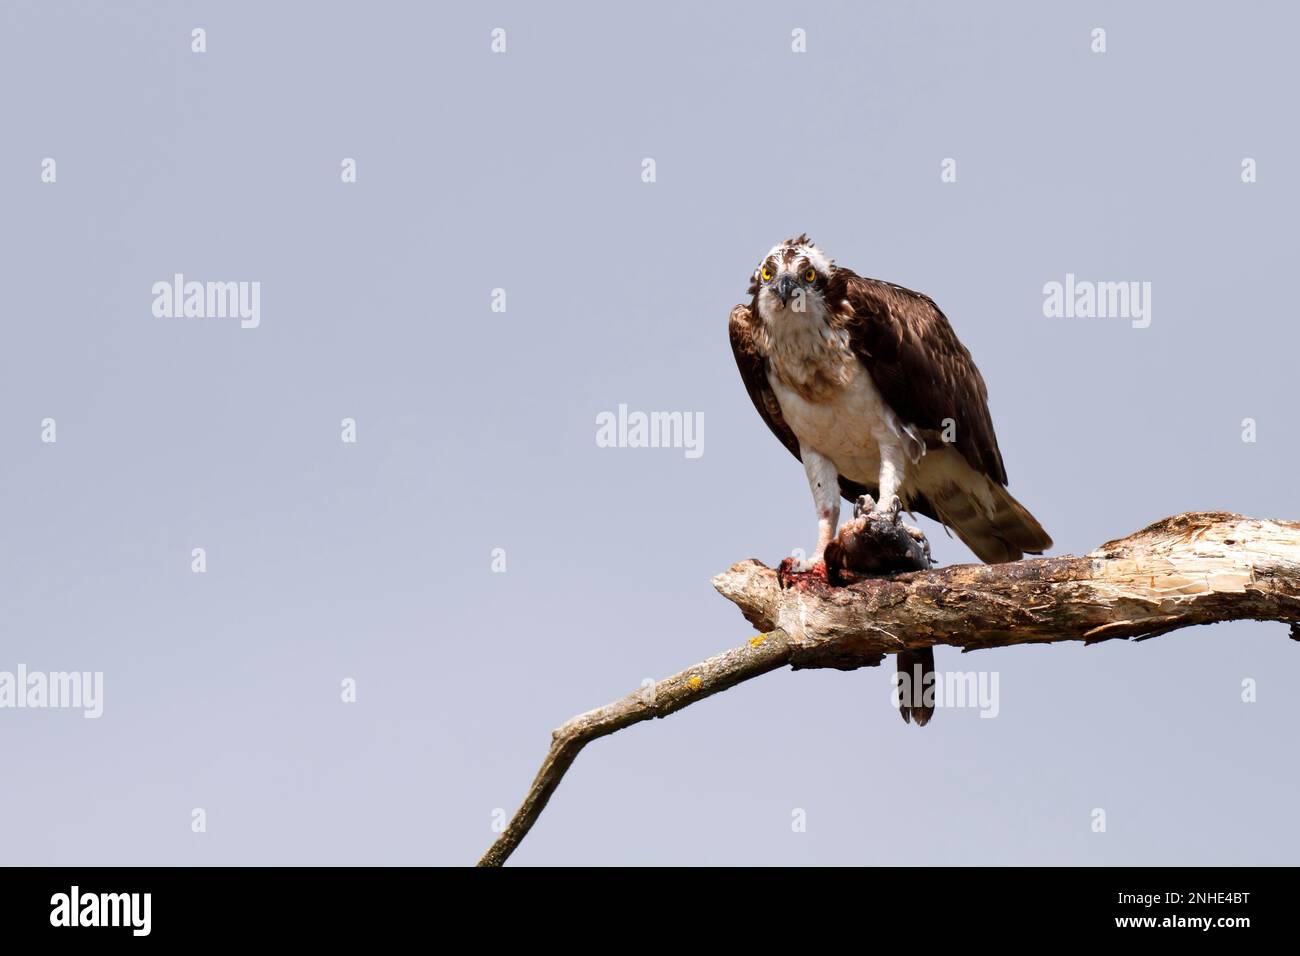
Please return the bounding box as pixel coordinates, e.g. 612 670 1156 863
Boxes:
775 275 796 305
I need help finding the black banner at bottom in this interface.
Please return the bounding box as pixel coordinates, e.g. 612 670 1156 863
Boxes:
0 865 1278 941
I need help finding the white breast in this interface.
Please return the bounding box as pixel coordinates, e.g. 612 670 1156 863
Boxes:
757 293 917 490
768 362 897 486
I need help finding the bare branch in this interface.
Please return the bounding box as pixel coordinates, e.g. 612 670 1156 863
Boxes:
479 512 1300 866
476 628 795 867
715 511 1300 664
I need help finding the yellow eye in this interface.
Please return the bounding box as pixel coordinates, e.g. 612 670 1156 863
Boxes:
760 266 773 282
804 268 817 282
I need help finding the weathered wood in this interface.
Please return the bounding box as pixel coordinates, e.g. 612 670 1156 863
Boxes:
478 511 1300 866
715 512 1300 669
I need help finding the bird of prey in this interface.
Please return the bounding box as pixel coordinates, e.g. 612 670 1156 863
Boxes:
729 235 1051 724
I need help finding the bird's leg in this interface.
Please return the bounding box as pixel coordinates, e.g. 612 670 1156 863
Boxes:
874 446 905 514
873 455 932 568
788 447 840 572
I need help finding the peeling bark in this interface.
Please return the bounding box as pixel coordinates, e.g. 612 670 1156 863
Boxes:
714 512 1300 668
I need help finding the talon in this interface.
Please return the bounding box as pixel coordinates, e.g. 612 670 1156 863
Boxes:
869 494 901 517
776 557 797 588
777 555 824 588
854 495 874 519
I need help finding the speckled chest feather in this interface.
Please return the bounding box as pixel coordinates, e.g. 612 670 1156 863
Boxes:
756 295 910 486
754 298 856 404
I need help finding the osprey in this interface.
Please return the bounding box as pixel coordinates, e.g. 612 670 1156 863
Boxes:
729 236 1051 723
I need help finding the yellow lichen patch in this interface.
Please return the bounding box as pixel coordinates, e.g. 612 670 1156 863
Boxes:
687 675 702 690
748 635 766 648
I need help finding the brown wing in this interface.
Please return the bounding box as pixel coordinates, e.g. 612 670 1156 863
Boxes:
826 269 1009 485
728 303 801 462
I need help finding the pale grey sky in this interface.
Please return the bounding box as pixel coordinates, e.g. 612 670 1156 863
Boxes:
1 0 1296 865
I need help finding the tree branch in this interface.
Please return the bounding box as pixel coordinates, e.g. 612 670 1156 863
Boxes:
478 511 1300 866
476 629 795 867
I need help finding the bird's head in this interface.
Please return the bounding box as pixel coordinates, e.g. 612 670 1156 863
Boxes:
749 234 835 318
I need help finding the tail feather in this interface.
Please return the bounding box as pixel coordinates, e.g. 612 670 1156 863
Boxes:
915 450 1051 564
897 647 935 727
986 483 1052 553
